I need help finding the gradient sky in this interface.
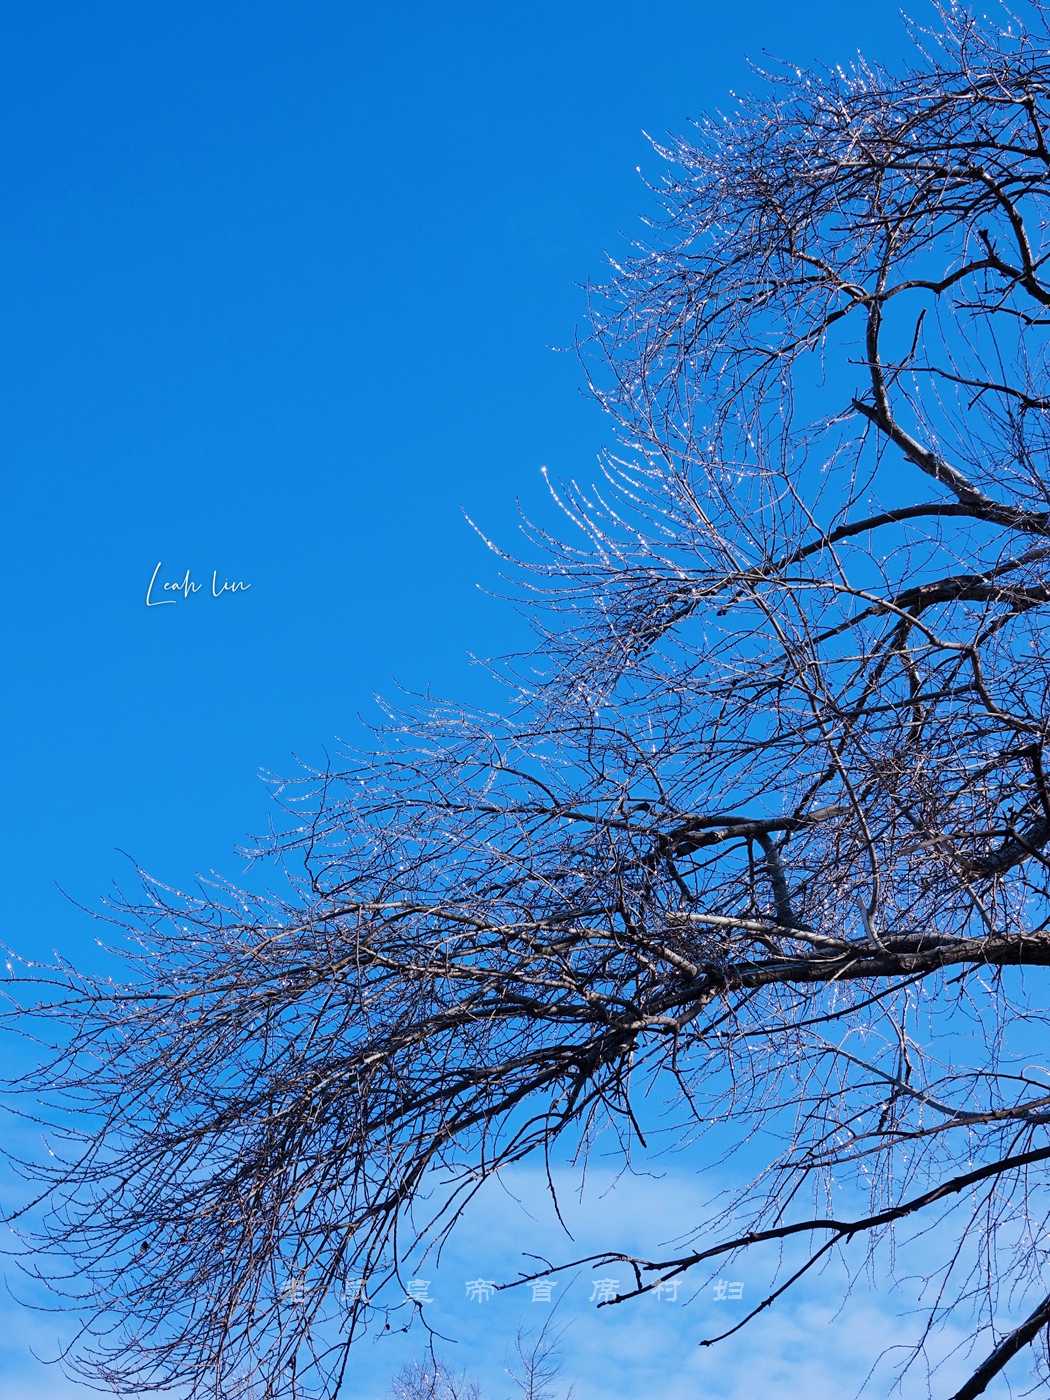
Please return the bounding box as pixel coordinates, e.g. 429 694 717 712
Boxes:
0 2 958 1395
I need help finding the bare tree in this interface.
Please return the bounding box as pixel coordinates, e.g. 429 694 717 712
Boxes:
502 1317 571 1400
392 1357 481 1400
388 1320 567 1400
9 5 1050 1398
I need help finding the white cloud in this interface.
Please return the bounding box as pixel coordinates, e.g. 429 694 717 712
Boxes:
0 1160 1027 1400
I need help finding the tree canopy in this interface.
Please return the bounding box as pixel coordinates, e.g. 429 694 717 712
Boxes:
10 7 1050 1398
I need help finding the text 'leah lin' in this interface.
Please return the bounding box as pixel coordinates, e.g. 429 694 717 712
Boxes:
145 562 251 606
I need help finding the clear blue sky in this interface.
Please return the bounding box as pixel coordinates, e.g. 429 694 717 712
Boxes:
0 3 938 1395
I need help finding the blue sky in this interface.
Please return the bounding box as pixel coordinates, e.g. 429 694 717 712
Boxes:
0 1 973 1395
